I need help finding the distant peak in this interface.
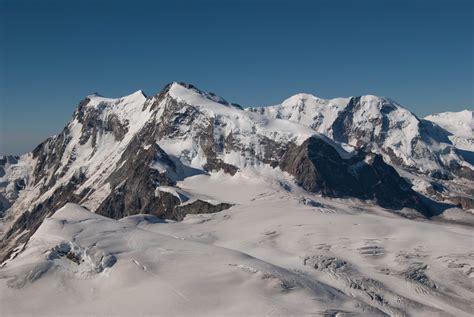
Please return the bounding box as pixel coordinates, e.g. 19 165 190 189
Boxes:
291 93 323 100
87 92 103 98
358 94 383 100
79 90 147 113
165 81 242 109
168 82 211 97
426 109 474 118
85 90 147 101
134 89 145 95
128 89 147 99
281 93 395 106
159 81 199 93
172 81 198 90
281 93 324 106
458 109 473 117
275 92 414 118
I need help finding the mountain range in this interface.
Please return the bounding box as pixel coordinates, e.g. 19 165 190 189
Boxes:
1 82 473 261
0 82 473 316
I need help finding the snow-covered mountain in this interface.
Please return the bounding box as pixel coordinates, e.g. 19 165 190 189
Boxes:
2 82 439 263
248 94 474 210
249 94 473 180
425 109 474 151
0 82 473 316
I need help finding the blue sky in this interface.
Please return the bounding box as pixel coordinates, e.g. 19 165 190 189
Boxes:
1 0 472 155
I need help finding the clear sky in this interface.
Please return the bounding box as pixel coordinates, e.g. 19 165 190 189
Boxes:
1 0 473 155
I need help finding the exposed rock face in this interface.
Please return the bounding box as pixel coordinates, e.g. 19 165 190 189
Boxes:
93 121 233 221
168 200 234 222
448 196 474 210
95 141 177 219
280 137 428 214
0 156 28 214
2 178 84 263
0 195 9 214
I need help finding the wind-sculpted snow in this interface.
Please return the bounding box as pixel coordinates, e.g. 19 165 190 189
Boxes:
1 175 473 316
0 203 381 316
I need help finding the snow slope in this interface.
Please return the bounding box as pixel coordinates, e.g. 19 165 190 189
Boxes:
1 173 473 316
157 82 348 169
3 82 387 298
0 203 376 316
249 94 473 178
425 110 474 151
3 90 151 219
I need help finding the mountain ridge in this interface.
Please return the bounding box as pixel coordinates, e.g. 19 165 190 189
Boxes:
0 82 472 264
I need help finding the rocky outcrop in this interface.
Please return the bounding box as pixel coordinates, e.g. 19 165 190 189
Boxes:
172 200 233 221
76 97 130 145
448 196 474 210
280 137 431 215
0 156 28 213
94 123 179 219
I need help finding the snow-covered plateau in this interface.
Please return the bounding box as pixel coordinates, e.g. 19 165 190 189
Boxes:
0 82 473 316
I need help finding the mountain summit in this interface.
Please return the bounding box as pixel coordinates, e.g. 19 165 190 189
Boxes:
250 94 472 179
0 82 472 264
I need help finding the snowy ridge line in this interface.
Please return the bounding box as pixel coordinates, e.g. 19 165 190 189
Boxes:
0 81 472 275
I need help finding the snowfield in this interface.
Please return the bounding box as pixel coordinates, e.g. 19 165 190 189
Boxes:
425 110 474 152
0 83 473 316
1 171 473 316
